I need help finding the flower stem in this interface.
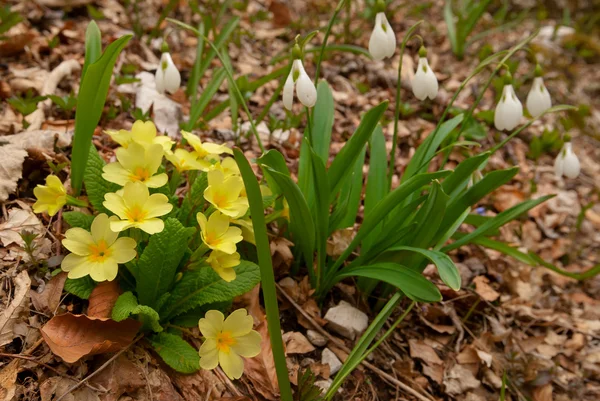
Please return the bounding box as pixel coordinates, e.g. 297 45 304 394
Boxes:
66 195 89 208
387 21 423 190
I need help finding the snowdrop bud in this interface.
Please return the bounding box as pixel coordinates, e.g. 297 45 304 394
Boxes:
412 47 438 100
554 142 580 179
494 74 523 131
369 12 396 61
526 68 552 118
155 52 181 94
283 71 294 110
294 60 317 108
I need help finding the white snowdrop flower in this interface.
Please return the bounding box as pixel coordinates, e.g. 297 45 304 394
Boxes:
282 59 317 110
368 12 396 61
494 77 523 131
412 47 438 100
526 76 552 118
155 52 181 95
554 142 580 179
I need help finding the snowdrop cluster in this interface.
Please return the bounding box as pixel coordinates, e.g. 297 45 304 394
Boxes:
554 141 581 179
283 44 317 110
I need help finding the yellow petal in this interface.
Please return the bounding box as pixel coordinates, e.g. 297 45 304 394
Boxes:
197 212 208 232
223 309 254 337
103 193 128 219
110 219 135 232
199 339 219 370
145 173 169 188
208 211 230 237
231 330 262 358
123 182 149 208
102 162 130 186
110 237 137 263
135 218 164 234
144 194 173 218
89 260 119 282
219 349 244 380
90 214 118 245
116 142 145 171
146 144 164 174
62 228 94 255
61 253 86 273
198 310 225 338
131 120 157 143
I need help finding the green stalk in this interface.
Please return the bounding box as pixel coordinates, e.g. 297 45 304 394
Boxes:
233 148 293 401
167 18 266 153
361 301 415 358
65 195 89 208
313 0 347 85
387 21 423 190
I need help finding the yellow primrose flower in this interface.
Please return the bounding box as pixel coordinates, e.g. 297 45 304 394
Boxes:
103 182 173 234
197 211 243 254
208 157 240 177
102 143 168 188
33 175 67 216
281 199 290 220
206 250 240 282
165 148 211 172
204 170 248 218
61 213 137 281
198 309 261 380
105 120 173 151
231 218 255 245
181 130 232 159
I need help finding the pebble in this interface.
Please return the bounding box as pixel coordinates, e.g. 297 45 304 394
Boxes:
306 329 327 347
321 348 342 375
323 300 369 340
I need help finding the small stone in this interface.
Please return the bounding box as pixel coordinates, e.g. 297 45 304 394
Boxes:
314 379 332 393
321 348 342 375
306 330 327 347
323 301 368 340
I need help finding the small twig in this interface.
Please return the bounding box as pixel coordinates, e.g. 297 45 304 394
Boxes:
55 334 143 401
275 284 435 401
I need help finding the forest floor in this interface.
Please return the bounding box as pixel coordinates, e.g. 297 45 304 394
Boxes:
0 0 599 400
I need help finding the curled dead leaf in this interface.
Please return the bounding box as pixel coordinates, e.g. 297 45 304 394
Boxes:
0 360 19 401
30 272 67 315
472 276 500 302
0 270 31 347
40 313 141 363
242 321 279 400
87 280 121 319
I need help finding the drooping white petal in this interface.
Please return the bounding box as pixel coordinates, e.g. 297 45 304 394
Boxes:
495 85 522 131
283 69 295 110
294 60 317 108
494 86 509 131
154 67 165 94
369 13 391 61
562 143 580 178
380 13 396 58
412 57 438 100
526 77 552 118
161 53 181 94
553 150 565 178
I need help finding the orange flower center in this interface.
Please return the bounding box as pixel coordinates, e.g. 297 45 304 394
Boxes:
126 205 147 223
211 191 228 208
88 240 112 262
216 331 236 352
130 167 151 182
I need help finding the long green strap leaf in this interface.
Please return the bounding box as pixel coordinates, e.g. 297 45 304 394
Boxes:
71 34 132 194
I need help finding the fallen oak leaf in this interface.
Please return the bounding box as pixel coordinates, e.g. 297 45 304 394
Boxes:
87 281 121 319
243 321 279 401
0 270 31 347
31 272 68 315
40 313 141 363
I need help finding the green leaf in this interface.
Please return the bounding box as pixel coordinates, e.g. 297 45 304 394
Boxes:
71 34 132 194
149 332 200 374
328 101 387 200
441 151 490 199
64 276 96 299
84 144 121 214
385 246 461 290
297 137 314 203
162 262 260 319
82 21 101 80
136 219 195 309
112 291 163 332
402 114 464 182
186 67 227 130
337 263 442 302
178 172 208 226
308 143 330 288
330 145 365 231
265 168 315 267
444 0 458 55
62 211 94 230
197 17 239 83
442 195 554 252
438 167 519 236
311 81 335 162
258 149 291 196
364 125 388 216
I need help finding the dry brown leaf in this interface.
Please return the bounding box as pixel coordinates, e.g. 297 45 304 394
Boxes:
268 0 292 28
443 364 481 395
0 360 19 401
0 270 31 347
243 321 279 400
282 331 315 355
533 383 553 401
40 376 100 401
0 129 71 201
472 276 500 302
40 313 141 363
30 272 67 315
409 339 444 384
87 281 121 319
